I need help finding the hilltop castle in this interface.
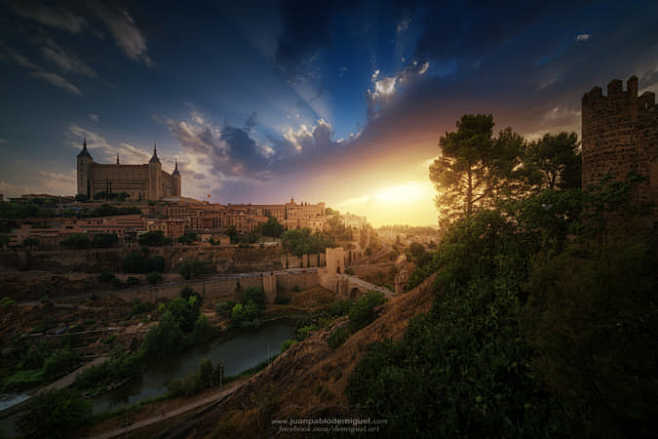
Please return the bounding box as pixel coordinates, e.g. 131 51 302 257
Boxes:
76 139 181 201
582 76 658 204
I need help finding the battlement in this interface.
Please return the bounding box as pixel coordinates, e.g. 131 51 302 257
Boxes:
582 76 657 113
581 76 658 208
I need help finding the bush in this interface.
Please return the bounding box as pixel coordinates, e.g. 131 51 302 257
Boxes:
348 291 386 331
2 369 44 392
178 258 214 280
42 349 80 381
98 271 115 283
91 233 118 248
0 296 16 308
239 287 266 310
125 276 140 287
18 389 91 439
138 231 169 246
325 299 352 317
146 271 162 285
281 339 297 352
73 352 142 393
122 251 164 273
60 233 91 249
215 301 235 318
296 325 317 341
142 312 186 358
327 326 350 349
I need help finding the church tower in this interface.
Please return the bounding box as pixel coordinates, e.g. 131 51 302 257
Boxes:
148 143 161 200
172 160 181 196
76 137 94 198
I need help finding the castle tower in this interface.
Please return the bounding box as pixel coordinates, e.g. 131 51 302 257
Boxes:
148 142 161 200
172 160 181 196
582 76 658 205
76 137 94 198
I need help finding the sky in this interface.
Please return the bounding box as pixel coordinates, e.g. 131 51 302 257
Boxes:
1 0 658 226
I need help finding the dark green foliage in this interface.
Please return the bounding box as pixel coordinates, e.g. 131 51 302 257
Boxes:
281 339 297 352
178 258 214 279
347 175 658 438
146 271 162 284
18 389 91 439
130 299 153 317
122 251 164 273
239 287 266 310
348 291 386 331
327 326 351 349
215 300 236 318
296 325 317 341
177 232 198 244
260 216 284 237
524 132 581 190
73 352 142 394
324 299 352 317
142 311 186 358
138 230 170 246
167 358 224 397
60 233 91 249
0 296 15 307
91 233 118 248
281 228 335 256
42 348 80 380
125 276 140 286
98 271 115 283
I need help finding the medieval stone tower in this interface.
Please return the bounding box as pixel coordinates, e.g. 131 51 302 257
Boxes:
581 76 658 204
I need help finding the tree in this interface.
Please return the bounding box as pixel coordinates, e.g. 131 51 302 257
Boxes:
138 230 169 246
524 132 581 190
430 114 524 223
178 232 198 244
18 389 91 439
260 216 284 238
60 233 91 249
23 237 40 249
91 233 118 248
225 225 239 244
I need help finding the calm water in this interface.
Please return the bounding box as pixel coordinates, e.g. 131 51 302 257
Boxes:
92 321 295 414
0 322 296 437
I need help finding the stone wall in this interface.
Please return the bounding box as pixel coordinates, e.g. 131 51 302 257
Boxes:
0 245 283 273
582 76 658 205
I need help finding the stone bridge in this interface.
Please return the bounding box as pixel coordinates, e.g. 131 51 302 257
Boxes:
318 247 394 298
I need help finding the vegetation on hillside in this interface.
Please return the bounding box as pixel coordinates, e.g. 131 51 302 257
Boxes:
346 115 657 438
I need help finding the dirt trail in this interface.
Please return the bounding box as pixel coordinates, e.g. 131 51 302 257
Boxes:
39 356 108 394
86 375 254 439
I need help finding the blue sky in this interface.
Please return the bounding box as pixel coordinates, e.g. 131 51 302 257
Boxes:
1 0 658 225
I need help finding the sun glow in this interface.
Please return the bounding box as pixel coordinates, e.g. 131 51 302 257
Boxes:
375 182 430 203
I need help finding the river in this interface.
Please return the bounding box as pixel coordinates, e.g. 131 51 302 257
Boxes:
0 321 296 437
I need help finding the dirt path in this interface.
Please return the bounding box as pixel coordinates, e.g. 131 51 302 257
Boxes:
39 356 108 394
87 376 251 439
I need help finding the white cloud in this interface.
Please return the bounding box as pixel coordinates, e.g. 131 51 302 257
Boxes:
0 46 40 70
88 113 100 122
89 1 152 66
30 71 82 95
40 40 97 78
68 125 153 164
10 1 87 33
576 34 591 42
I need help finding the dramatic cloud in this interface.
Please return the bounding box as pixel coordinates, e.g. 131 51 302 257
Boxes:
68 125 153 164
88 113 100 122
367 60 430 119
10 0 87 33
576 33 591 42
30 71 81 95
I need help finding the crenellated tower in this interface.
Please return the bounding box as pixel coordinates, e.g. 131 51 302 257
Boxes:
582 76 658 204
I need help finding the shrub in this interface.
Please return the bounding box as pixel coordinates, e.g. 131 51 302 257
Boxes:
42 349 80 381
348 291 386 331
125 276 140 287
325 299 351 317
296 325 317 341
178 258 213 280
73 352 142 393
146 271 162 285
0 296 16 308
97 271 114 283
327 326 350 349
91 233 118 248
215 301 236 318
239 287 266 310
281 339 297 353
122 251 165 274
18 389 91 439
142 312 186 358
138 231 168 246
60 233 91 249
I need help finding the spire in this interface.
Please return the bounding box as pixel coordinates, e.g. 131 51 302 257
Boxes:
172 160 180 176
77 137 92 159
116 153 120 165
149 142 161 165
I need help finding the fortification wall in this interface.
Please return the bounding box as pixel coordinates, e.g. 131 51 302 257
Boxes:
0 245 283 273
582 76 658 204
